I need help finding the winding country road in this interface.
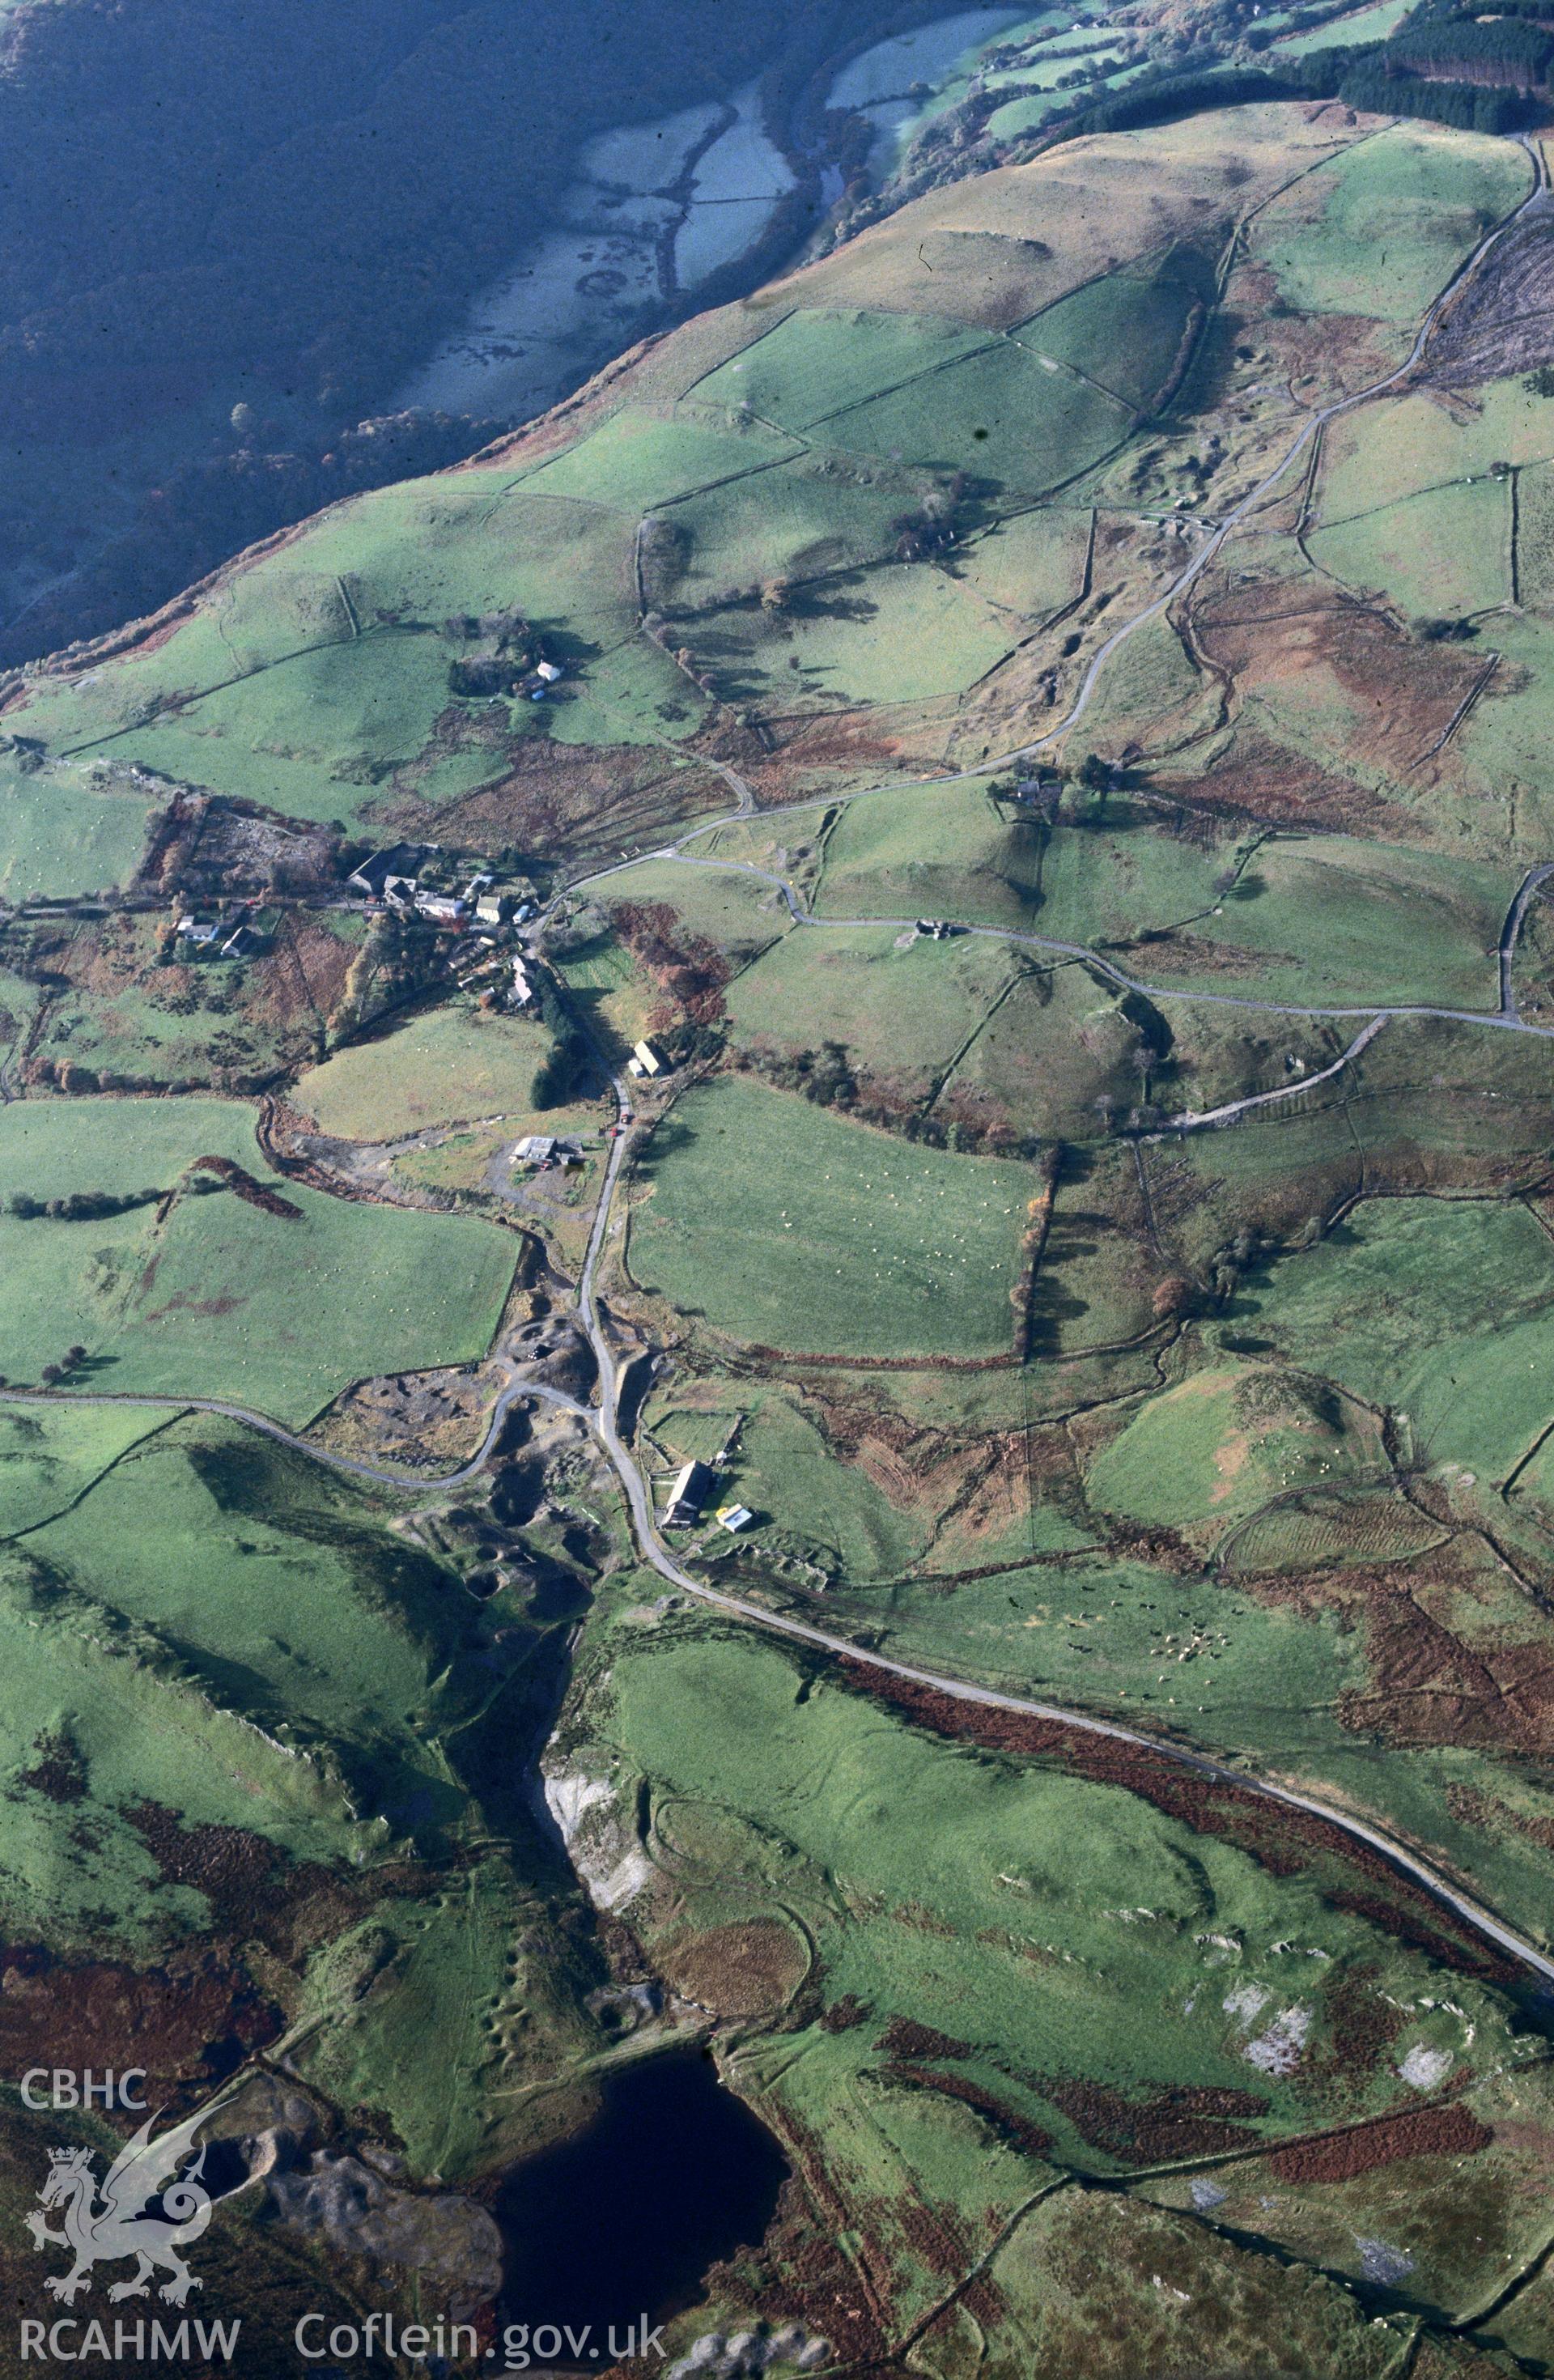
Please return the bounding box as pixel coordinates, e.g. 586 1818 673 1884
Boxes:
575 844 1554 1053
10 1144 1554 1997
6 138 1554 1995
11 1333 1552 1985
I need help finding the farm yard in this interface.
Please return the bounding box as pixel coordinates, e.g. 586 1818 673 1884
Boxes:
11 906 359 1094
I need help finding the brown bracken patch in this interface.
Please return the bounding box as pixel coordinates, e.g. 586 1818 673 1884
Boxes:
1041 2076 1266 2164
1187 573 1488 803
0 1942 281 2110
403 738 720 873
656 1919 809 2017
125 1800 356 1957
878 2061 1055 2163
724 2136 894 2356
894 2199 973 2283
818 1992 871 2033
1267 2100 1492 2183
609 899 732 1027
12 1729 88 1805
1446 1779 1554 1853
877 2017 974 2062
1335 1577 1554 1757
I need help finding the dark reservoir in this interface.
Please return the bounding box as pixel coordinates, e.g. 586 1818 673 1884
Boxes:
495 2046 789 2340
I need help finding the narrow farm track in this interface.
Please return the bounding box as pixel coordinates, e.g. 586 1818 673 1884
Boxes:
6 142 1554 2005
580 848 1554 1043
1145 1012 1388 1135
0 1381 536 1493
1500 861 1554 1019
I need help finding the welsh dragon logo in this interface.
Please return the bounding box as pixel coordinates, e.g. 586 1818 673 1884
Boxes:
23 2101 226 2307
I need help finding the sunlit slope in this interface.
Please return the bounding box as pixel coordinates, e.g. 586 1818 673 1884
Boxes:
1 101 1467 877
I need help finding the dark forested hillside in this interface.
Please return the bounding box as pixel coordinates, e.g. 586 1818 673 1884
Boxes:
0 0 910 663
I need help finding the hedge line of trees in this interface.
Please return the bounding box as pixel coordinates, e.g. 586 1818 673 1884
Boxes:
7 1188 154 1220
1055 45 1531 147
1057 65 1306 142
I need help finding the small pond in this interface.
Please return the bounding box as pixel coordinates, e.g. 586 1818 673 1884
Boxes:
494 2046 789 2344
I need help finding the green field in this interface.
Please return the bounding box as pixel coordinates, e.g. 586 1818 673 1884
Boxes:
0 1413 463 1941
1016 257 1203 411
940 960 1150 1134
822 335 1133 495
1085 1361 1382 1536
1307 479 1509 619
1516 455 1554 612
647 1377 932 1582
1238 1196 1554 1481
1251 125 1531 337
630 1075 1034 1355
813 790 1509 1006
0 1099 516 1423
666 447 953 601
0 1405 607 2181
6 474 707 824
0 1400 173 1539
1274 0 1420 52
957 503 1093 618
690 308 996 431
1072 607 1211 750
291 1855 591 2182
0 756 155 901
815 783 1048 928
1319 379 1554 522
985 84 1066 139
690 551 1021 710
515 410 803 509
28 1420 448 1804
295 1001 554 1139
584 1617 1528 2237
724 920 1020 1098
599 857 789 955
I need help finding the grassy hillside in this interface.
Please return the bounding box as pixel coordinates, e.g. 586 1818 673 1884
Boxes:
2 103 1403 864
0 1099 516 1422
4 85 1554 2374
294 1002 554 1138
630 1075 1034 1355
